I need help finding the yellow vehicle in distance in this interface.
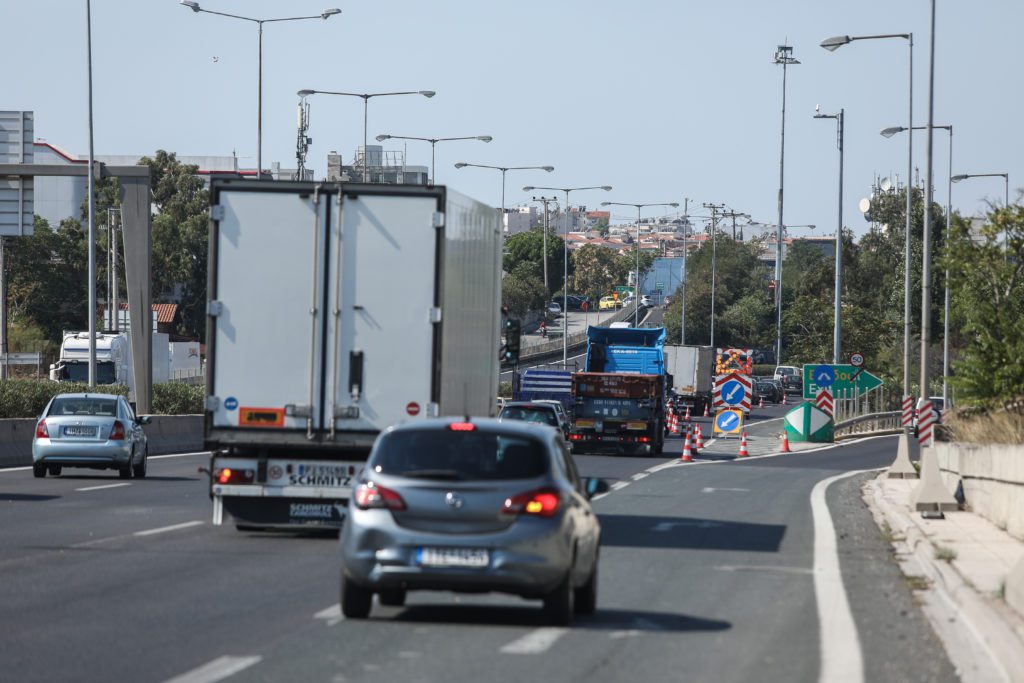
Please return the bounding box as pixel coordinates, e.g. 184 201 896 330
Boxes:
599 295 621 310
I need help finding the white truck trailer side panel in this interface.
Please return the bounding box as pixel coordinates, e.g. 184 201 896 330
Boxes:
664 345 713 394
438 189 501 418
209 191 326 431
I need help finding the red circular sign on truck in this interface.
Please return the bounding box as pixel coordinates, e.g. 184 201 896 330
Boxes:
406 402 421 416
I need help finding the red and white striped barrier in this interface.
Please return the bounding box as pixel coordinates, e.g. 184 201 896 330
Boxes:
815 388 834 418
917 401 936 447
902 395 915 428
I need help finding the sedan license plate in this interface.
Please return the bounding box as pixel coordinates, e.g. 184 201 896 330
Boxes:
416 547 489 569
64 426 97 437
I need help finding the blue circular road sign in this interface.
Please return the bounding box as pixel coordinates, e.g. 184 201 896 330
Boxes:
225 396 239 411
721 379 745 405
715 411 740 432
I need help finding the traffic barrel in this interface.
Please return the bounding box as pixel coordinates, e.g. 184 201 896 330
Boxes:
780 432 791 453
738 432 749 457
680 430 693 462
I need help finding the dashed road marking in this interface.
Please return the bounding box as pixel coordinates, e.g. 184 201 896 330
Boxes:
161 655 262 683
134 520 204 537
500 627 567 654
76 482 132 492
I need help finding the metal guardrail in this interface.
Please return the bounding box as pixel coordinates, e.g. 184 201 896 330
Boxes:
834 411 903 439
519 303 640 360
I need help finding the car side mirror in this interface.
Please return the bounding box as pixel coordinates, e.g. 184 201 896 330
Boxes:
138 415 152 425
582 477 610 500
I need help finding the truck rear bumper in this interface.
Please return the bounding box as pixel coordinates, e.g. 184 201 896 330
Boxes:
215 494 348 528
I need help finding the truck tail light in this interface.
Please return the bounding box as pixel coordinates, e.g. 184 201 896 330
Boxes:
503 488 561 517
568 433 585 441
353 482 406 511
36 420 49 439
214 467 255 485
109 421 125 440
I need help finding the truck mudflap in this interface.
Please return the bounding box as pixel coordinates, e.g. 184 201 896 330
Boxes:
214 494 348 528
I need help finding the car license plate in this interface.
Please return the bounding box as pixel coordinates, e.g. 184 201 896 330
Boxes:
64 426 97 437
416 547 489 568
602 435 619 442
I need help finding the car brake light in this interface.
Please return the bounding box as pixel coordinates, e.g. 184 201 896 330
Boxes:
214 467 255 485
109 421 125 440
449 422 476 431
353 482 407 511
36 420 49 439
503 488 561 517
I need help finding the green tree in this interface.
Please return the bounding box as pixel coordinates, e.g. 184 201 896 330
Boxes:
502 227 566 295
569 243 621 302
501 262 547 318
138 151 210 339
944 203 1024 405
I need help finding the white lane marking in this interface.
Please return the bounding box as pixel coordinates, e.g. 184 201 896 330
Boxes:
716 564 814 575
314 603 343 626
76 482 132 492
653 520 722 532
630 472 648 481
701 487 750 493
134 520 205 537
0 465 32 473
151 451 211 460
500 627 567 654
812 468 876 683
162 655 262 683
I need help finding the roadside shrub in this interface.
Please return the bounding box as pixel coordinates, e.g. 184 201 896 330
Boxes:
0 380 128 418
152 383 204 415
752 364 777 377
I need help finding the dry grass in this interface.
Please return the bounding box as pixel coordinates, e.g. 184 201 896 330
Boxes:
945 400 1024 445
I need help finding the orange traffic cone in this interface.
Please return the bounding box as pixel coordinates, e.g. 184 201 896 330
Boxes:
670 412 679 435
738 432 749 457
684 406 691 422
680 430 693 461
694 425 704 452
758 396 764 409
780 432 791 453
703 403 710 418
781 392 787 406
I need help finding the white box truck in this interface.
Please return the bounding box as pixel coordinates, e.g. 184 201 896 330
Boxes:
50 332 136 396
664 345 713 415
204 180 502 529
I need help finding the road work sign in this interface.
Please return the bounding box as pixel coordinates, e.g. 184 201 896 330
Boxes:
713 409 744 435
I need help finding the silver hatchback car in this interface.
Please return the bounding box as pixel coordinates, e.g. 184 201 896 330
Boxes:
32 393 150 479
340 417 605 625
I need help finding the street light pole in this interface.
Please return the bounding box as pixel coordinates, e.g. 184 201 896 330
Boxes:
822 30 914 399
814 107 845 364
457 165 554 228
601 201 680 327
526 186 612 364
86 0 97 386
299 89 435 183
531 195 558 292
773 44 799 366
181 2 341 180
920 0 938 405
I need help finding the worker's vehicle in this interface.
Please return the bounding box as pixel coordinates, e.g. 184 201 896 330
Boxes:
664 345 713 415
32 392 150 479
339 417 604 625
567 326 666 455
203 180 501 529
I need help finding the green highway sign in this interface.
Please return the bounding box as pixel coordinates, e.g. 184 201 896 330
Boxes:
803 364 882 399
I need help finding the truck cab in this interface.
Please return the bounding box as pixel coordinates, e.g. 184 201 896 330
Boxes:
50 332 135 396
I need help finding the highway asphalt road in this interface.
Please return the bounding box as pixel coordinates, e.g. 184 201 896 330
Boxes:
0 433 954 683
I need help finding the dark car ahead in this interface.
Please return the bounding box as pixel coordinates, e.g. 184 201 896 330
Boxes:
753 381 782 404
339 418 604 625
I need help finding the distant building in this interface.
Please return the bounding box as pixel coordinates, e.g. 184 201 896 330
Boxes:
504 205 541 235
326 145 428 185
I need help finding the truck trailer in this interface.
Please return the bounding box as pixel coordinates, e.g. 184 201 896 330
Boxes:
203 180 502 529
663 345 713 415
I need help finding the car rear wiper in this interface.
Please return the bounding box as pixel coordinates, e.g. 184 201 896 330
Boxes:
397 469 464 481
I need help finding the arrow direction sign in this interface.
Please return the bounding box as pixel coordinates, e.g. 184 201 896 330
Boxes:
803 364 882 399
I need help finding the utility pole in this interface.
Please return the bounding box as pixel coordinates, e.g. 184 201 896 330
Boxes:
532 196 558 293
680 197 689 345
703 203 725 349
720 210 749 241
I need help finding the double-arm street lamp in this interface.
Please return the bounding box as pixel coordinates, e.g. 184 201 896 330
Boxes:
180 2 341 181
524 186 613 364
298 89 435 182
375 134 492 185
454 163 554 219
601 202 680 326
814 107 845 364
822 30 915 401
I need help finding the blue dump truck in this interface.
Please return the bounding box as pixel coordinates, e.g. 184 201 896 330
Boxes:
567 327 666 455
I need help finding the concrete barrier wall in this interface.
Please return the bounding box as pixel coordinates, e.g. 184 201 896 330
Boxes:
0 415 204 469
937 442 1024 540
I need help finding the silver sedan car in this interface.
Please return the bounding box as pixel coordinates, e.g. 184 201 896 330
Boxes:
340 417 605 625
32 393 150 479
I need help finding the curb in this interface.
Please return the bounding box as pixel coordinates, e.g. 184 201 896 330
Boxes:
863 475 1024 683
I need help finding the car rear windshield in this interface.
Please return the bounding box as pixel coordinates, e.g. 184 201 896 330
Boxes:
49 397 118 417
371 430 549 481
499 406 558 427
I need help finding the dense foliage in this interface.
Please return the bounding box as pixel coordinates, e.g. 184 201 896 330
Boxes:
0 381 203 418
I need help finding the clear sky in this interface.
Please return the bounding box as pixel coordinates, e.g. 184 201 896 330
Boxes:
5 1 1022 237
